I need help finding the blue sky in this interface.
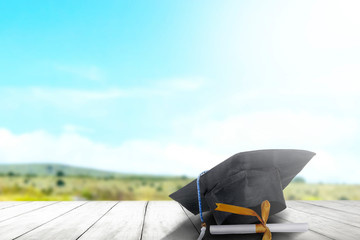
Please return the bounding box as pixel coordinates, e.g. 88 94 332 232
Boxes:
0 0 359 183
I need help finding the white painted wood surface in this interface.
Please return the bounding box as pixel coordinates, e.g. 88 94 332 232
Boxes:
287 201 360 228
141 201 199 240
0 201 58 222
181 205 332 240
0 201 357 240
298 200 360 215
78 201 147 240
0 201 86 239
277 202 360 240
16 201 117 240
0 202 29 210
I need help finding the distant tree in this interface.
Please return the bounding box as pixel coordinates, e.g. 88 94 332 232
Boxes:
292 177 306 183
104 175 114 180
56 179 65 187
156 185 163 192
7 171 15 177
42 187 54 195
25 173 37 178
287 194 297 200
56 170 65 177
81 189 94 200
180 175 188 180
46 165 53 173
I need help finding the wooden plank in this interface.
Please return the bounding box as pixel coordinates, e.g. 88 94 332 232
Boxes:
181 205 331 240
16 201 117 240
0 201 356 240
0 201 29 210
348 200 360 206
0 201 87 239
299 200 360 216
0 201 58 222
325 200 360 207
333 200 360 207
78 201 147 240
287 201 360 227
270 215 332 240
277 204 360 239
141 201 199 240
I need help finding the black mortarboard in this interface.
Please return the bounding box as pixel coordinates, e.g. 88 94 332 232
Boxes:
170 149 315 225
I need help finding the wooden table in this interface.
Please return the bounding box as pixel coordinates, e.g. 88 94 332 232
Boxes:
0 201 359 240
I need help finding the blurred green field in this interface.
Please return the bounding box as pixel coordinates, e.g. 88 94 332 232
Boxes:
0 175 359 201
283 182 360 200
0 175 190 201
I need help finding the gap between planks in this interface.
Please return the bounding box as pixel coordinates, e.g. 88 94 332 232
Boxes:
14 202 89 240
75 202 120 240
273 209 334 240
287 201 360 228
139 201 149 240
278 203 360 239
0 202 31 211
0 201 60 223
14 201 118 240
76 201 148 240
181 201 334 240
297 200 360 216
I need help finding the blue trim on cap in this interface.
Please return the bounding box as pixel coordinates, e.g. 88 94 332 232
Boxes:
197 170 208 223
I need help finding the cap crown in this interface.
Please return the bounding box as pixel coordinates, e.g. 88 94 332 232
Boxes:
170 149 315 224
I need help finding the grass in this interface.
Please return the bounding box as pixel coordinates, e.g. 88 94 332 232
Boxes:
284 182 360 200
0 175 359 201
0 175 191 201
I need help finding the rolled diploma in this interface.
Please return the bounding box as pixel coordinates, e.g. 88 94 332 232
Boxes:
210 223 308 235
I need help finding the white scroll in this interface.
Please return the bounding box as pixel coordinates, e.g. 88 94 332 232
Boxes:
210 223 308 235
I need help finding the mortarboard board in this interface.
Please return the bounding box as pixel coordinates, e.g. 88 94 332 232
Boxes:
170 149 315 225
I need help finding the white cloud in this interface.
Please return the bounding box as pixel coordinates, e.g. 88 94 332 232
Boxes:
62 124 93 134
171 110 360 183
31 88 126 103
312 64 360 96
0 87 127 112
54 64 104 82
301 151 360 184
0 76 205 111
306 0 360 48
190 111 358 151
157 78 204 91
0 114 359 183
0 128 221 176
226 62 360 103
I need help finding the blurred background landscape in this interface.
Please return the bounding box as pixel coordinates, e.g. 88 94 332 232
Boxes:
1 0 360 201
0 163 359 201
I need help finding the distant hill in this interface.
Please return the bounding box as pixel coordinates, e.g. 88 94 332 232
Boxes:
0 163 188 180
0 163 124 178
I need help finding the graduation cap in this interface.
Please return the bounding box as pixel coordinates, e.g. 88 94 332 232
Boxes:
170 149 315 225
